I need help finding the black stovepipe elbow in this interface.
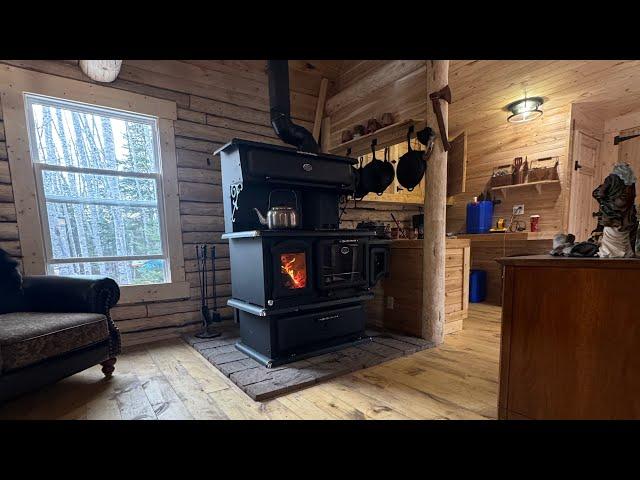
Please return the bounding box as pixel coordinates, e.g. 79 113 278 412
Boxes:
267 60 319 153
271 111 320 153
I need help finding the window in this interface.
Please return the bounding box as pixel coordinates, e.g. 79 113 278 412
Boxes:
24 94 170 286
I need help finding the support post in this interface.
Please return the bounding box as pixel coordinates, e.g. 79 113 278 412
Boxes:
422 60 450 345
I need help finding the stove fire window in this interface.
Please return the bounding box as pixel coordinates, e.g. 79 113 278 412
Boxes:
280 252 307 289
270 240 313 299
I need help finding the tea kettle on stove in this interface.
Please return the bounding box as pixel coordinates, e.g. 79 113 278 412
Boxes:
254 189 300 229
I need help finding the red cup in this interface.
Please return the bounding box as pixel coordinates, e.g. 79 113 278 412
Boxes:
530 215 540 232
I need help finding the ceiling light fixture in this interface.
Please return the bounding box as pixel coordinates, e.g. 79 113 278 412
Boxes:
506 96 544 124
79 60 123 83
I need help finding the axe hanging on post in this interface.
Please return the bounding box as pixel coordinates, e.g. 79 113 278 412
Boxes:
429 85 452 152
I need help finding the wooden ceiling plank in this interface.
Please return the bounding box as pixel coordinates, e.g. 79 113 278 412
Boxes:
326 60 426 114
338 60 388 91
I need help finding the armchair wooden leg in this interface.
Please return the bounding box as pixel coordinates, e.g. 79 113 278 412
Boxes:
101 358 117 378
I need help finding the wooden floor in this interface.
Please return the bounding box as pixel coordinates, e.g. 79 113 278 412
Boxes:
0 303 501 420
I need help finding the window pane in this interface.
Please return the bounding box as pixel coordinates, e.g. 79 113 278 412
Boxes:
29 101 157 173
42 170 158 204
45 202 163 259
50 259 167 286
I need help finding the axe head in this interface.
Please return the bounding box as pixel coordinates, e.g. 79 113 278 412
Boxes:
430 85 452 104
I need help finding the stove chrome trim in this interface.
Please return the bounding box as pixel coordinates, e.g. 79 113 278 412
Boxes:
227 298 267 316
222 229 377 240
227 294 375 317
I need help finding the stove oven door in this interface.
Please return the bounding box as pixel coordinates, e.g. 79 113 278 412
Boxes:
270 240 314 300
315 238 368 291
368 244 390 287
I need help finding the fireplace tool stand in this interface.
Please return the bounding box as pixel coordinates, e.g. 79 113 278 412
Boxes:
195 244 222 339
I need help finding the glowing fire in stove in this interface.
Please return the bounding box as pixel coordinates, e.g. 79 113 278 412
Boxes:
280 253 307 289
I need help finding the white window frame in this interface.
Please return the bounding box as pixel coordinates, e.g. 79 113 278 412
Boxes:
0 65 189 304
24 94 172 284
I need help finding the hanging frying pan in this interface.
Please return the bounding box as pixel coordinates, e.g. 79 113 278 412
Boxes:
396 127 428 191
354 141 395 197
417 126 436 150
353 156 369 199
417 127 436 167
376 145 395 195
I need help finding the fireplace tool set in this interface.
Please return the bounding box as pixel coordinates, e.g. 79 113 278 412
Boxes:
195 244 222 339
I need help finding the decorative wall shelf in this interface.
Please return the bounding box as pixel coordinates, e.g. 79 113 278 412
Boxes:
490 179 560 199
328 119 424 158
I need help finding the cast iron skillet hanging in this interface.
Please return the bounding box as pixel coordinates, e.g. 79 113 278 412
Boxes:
354 141 395 197
353 156 369 199
396 127 434 191
378 146 395 195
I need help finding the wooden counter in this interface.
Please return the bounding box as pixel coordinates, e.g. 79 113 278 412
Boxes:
456 232 554 305
498 255 640 419
366 238 470 336
456 232 555 241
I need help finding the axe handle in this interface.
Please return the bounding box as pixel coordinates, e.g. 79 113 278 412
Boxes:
431 96 451 152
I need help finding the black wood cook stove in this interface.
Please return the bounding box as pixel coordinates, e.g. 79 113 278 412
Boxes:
218 140 390 367
217 61 390 368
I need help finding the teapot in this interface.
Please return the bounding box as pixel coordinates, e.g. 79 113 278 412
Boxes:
254 190 300 229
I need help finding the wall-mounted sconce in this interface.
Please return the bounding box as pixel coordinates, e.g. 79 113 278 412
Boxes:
506 97 544 124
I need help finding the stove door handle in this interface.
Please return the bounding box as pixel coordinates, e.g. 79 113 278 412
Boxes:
263 177 352 191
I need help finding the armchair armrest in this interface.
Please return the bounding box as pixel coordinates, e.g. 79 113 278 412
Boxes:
22 275 120 315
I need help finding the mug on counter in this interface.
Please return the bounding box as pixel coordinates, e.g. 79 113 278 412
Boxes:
530 215 540 232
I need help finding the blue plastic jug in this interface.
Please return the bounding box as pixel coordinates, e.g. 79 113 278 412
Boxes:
466 200 493 234
469 269 487 303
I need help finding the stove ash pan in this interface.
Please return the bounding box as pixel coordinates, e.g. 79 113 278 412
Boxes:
225 230 382 314
235 303 368 368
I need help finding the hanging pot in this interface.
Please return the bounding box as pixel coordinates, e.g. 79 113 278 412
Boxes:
416 126 436 149
353 157 369 199
377 146 395 195
357 142 395 196
396 127 429 191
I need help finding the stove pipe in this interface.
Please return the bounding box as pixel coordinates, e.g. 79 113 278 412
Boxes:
267 60 320 153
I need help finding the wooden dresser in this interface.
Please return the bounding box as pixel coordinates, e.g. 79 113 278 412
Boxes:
498 255 640 419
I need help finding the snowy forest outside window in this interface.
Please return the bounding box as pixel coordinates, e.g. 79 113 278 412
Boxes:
24 94 170 286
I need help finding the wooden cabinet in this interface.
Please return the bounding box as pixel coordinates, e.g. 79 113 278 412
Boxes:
370 239 470 336
498 255 640 419
456 233 554 305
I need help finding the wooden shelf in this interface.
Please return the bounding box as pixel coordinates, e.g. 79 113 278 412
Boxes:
490 179 560 199
328 119 423 158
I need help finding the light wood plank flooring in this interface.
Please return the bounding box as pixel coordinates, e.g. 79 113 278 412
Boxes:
0 303 501 420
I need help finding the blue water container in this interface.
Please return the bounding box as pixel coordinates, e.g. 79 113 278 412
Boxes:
469 270 487 303
466 200 494 233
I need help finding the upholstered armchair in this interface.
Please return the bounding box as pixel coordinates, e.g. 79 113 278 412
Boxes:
0 274 121 403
